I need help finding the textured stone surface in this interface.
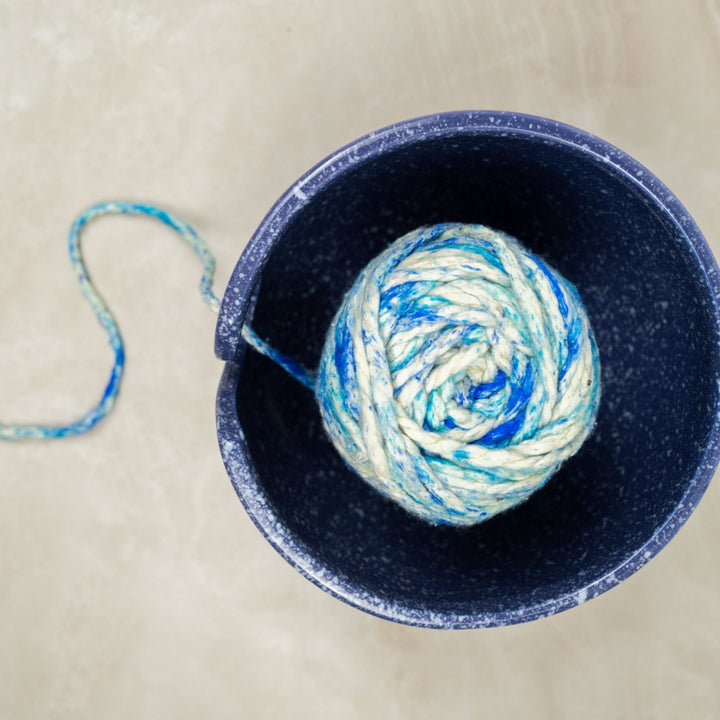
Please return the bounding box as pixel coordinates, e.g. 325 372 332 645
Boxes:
2 1 720 718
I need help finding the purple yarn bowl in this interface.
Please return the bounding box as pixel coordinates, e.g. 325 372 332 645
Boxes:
215 111 720 628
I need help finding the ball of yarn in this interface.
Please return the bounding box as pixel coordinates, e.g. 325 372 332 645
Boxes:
316 223 601 526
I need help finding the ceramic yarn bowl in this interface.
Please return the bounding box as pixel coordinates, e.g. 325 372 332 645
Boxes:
215 111 720 628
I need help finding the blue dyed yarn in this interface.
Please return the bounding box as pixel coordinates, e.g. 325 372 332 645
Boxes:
0 202 312 440
316 223 601 526
1 207 600 528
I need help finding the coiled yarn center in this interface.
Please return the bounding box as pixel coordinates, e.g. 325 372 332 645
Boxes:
316 223 601 526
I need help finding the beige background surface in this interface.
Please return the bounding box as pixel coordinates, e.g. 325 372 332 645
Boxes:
1 1 720 718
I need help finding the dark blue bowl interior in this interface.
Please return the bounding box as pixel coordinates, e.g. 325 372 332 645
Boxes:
232 130 719 621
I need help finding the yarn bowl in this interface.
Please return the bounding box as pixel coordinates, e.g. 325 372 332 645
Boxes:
215 111 720 629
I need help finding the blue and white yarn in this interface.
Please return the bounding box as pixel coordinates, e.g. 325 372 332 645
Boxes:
1 207 600 529
316 223 601 526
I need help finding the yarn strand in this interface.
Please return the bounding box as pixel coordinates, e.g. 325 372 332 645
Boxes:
0 202 314 440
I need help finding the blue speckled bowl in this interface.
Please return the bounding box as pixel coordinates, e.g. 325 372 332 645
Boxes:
215 111 720 628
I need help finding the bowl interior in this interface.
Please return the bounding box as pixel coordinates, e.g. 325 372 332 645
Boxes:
232 129 719 622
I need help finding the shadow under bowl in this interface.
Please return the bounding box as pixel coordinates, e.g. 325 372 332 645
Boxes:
215 111 720 628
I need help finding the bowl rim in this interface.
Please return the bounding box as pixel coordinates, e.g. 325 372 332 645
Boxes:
215 110 720 628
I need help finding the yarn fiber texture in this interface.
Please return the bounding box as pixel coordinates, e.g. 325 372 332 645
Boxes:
316 223 601 527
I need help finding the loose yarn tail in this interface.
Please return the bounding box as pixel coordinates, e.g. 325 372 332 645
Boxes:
0 202 313 440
